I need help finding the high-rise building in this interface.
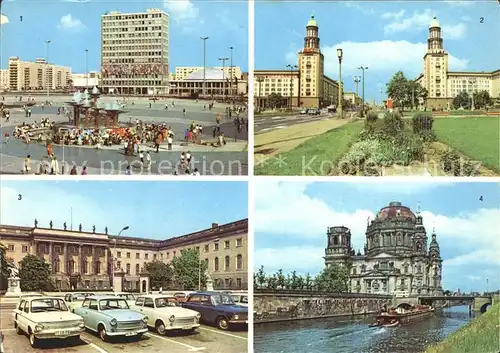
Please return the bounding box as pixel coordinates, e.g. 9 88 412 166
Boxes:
100 8 169 95
255 15 339 110
416 16 500 109
7 57 72 92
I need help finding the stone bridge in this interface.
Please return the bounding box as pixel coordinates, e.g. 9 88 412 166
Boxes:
394 295 494 313
254 289 392 323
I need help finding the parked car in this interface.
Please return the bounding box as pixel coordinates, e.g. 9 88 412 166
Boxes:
181 292 248 330
13 296 85 348
300 109 308 114
308 108 321 115
64 292 95 313
74 295 148 342
166 291 196 303
230 293 249 307
113 293 137 307
132 295 201 335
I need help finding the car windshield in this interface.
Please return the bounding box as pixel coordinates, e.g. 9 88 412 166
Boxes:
72 294 91 301
99 298 129 310
31 298 68 313
155 297 180 308
211 294 235 306
231 295 248 304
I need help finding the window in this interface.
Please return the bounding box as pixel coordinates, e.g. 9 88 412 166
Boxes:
22 245 28 253
144 298 154 308
126 264 130 274
236 238 242 247
224 241 230 249
204 245 209 252
53 259 60 273
117 251 122 258
153 254 157 260
88 299 98 310
127 252 131 258
95 261 101 274
136 253 140 259
117 261 121 269
8 244 14 251
236 255 243 270
236 278 242 288
145 254 149 260
224 278 231 288
82 260 88 274
68 260 75 274
135 297 145 306
214 257 219 271
214 243 219 251
136 264 140 274
224 256 230 270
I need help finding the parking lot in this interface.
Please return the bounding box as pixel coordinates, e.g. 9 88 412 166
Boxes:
0 309 247 353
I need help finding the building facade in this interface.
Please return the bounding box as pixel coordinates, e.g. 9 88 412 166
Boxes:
7 57 72 92
174 66 242 81
418 17 500 110
0 219 248 291
100 9 170 95
324 202 443 297
71 72 102 89
0 69 8 91
254 15 339 110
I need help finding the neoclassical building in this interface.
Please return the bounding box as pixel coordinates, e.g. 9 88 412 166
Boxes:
254 15 339 110
324 202 443 297
0 219 248 292
416 16 500 110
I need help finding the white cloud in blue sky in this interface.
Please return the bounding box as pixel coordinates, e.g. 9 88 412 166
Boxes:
255 181 500 293
57 14 85 31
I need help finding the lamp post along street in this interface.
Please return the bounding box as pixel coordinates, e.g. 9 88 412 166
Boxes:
337 48 343 119
257 76 264 111
229 46 234 98
354 76 361 105
286 64 298 110
85 49 89 89
200 37 209 98
45 40 51 100
218 57 229 102
111 226 129 289
469 79 476 111
358 66 368 117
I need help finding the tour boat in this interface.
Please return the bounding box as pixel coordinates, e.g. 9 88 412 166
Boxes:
369 304 434 327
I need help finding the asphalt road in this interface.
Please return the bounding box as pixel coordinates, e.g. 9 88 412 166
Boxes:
0 310 248 353
254 113 334 134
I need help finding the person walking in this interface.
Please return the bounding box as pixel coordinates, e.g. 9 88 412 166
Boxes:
146 151 151 170
81 166 88 175
24 154 31 174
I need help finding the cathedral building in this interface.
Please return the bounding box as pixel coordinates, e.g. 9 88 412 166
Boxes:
416 16 500 110
255 15 339 110
324 202 443 297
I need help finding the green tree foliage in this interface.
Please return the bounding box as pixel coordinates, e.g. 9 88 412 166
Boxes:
386 71 427 111
275 269 286 289
254 265 267 289
267 93 284 109
145 260 173 290
170 249 207 290
19 254 54 291
473 90 492 109
0 243 8 290
453 91 471 109
314 264 350 292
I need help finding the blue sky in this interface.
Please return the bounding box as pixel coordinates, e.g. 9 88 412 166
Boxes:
255 181 500 293
0 0 248 73
255 1 500 102
0 180 248 239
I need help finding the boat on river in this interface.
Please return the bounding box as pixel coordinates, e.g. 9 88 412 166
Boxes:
369 304 434 328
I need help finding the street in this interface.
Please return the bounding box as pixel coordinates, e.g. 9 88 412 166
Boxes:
254 112 334 134
0 310 248 353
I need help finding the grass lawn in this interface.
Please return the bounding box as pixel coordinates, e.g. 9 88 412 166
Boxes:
424 302 500 353
255 121 363 176
433 117 500 172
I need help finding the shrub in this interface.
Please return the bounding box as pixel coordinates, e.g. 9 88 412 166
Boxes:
412 113 435 141
366 112 378 122
441 150 462 176
383 111 404 135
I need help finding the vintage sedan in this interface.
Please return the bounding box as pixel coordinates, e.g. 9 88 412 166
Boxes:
230 293 249 307
64 292 95 312
132 295 201 335
113 293 137 307
181 292 248 330
74 296 148 342
13 297 85 348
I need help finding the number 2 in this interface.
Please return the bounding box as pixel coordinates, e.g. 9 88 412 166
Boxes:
480 17 484 23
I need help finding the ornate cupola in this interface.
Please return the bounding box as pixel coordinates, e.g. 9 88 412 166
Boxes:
324 226 352 267
428 16 444 54
303 14 320 53
429 228 441 260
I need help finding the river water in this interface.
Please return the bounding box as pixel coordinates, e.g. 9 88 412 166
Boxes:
254 306 475 353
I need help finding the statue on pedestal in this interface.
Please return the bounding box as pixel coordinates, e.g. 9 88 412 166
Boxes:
49 220 53 229
92 225 96 233
63 222 67 231
205 271 214 291
5 260 21 297
34 219 38 228
79 224 82 232
105 227 108 235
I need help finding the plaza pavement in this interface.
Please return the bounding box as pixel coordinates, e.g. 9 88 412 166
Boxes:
0 309 247 353
254 112 335 134
0 95 248 175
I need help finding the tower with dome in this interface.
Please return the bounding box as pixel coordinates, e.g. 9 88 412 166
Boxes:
324 201 443 296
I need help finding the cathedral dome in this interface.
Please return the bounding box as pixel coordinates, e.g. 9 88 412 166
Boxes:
375 201 416 221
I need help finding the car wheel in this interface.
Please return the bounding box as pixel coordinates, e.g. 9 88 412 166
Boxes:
135 334 143 341
29 331 39 348
186 328 196 334
155 320 166 335
98 325 108 342
216 316 229 330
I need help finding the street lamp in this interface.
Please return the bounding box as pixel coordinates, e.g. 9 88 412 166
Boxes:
229 46 234 98
200 37 209 98
354 76 361 105
337 48 343 119
45 40 51 100
85 49 89 89
218 57 229 102
468 79 476 111
286 64 298 110
256 76 264 112
111 226 129 290
358 66 368 117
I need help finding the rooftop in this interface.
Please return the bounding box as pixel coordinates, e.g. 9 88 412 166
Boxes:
184 67 227 81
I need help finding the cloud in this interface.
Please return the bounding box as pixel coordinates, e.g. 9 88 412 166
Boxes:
164 0 199 21
442 23 467 40
1 14 9 25
444 1 475 7
381 10 405 20
255 246 324 275
383 9 434 34
460 16 472 22
320 41 468 78
57 14 85 30
347 181 454 195
344 2 375 15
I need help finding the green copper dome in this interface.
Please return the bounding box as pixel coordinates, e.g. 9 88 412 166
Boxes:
307 14 317 27
430 16 440 28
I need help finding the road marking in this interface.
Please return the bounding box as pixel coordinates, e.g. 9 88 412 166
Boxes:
80 337 110 353
145 333 206 351
197 327 247 340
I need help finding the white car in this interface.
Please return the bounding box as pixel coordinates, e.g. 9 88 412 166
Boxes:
132 295 201 335
13 296 85 348
64 292 95 312
113 293 137 307
230 293 249 307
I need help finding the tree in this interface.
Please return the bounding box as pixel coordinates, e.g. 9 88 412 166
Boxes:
275 269 286 289
314 264 350 292
473 90 492 109
267 274 277 290
19 254 54 291
386 71 410 111
255 265 267 289
453 91 471 109
304 273 313 290
0 243 8 291
290 271 299 290
267 93 283 109
145 260 173 290
295 275 304 290
170 249 207 290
